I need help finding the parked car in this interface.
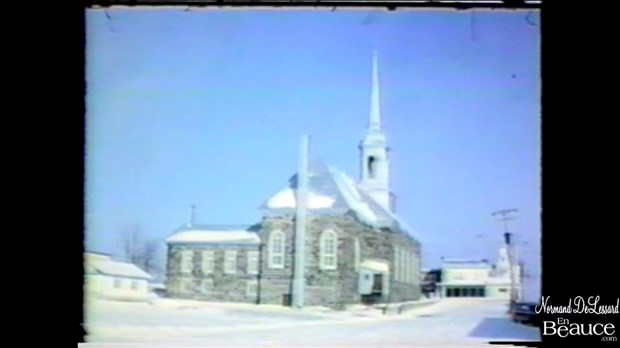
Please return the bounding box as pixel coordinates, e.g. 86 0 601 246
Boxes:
511 302 540 326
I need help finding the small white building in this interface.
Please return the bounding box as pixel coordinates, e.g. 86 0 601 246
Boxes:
437 244 522 300
84 252 153 302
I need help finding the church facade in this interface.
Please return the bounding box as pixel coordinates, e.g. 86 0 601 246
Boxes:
165 53 423 309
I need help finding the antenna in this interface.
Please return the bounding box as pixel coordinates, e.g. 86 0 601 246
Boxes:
188 204 196 227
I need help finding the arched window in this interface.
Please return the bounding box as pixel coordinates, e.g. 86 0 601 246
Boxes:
368 156 377 179
353 238 361 272
393 246 400 281
268 230 285 269
320 229 338 270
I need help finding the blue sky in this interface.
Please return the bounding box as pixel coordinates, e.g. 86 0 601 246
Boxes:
86 9 540 298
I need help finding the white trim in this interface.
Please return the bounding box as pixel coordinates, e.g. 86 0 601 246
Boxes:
201 250 215 274
224 250 237 274
268 230 285 269
319 229 338 270
180 250 193 274
360 259 390 273
247 250 259 275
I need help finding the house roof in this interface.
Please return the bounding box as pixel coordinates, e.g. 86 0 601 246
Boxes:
166 224 261 245
92 260 153 280
259 160 420 242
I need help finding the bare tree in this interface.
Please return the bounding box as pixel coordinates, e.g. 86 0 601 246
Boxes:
119 224 162 279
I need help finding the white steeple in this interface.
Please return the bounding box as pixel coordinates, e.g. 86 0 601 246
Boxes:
359 51 391 210
369 50 382 132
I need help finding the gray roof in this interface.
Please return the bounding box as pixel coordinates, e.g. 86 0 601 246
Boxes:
259 160 420 243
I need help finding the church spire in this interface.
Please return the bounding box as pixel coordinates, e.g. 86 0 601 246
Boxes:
359 51 391 211
369 50 381 131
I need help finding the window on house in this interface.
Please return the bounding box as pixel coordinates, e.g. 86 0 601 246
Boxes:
201 250 215 274
181 278 193 293
180 250 193 274
353 238 361 272
320 229 338 270
224 250 238 274
202 278 213 293
269 230 285 269
247 250 259 275
131 280 139 290
114 278 122 288
246 280 258 297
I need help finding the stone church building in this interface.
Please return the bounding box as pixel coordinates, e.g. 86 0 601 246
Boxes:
165 53 423 308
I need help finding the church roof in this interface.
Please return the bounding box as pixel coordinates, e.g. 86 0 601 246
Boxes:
259 160 420 243
166 224 261 245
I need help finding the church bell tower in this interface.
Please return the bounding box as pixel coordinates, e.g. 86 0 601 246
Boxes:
359 51 392 210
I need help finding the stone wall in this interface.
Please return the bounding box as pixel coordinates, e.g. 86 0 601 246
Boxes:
166 244 260 303
257 213 422 308
166 213 422 309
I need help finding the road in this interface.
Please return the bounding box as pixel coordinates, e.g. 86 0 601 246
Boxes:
83 299 540 347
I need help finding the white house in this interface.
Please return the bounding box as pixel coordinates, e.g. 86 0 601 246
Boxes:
437 244 523 300
84 252 153 302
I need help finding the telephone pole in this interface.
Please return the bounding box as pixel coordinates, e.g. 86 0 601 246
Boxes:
292 134 309 309
492 209 519 305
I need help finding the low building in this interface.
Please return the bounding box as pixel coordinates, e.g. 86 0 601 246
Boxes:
84 251 153 302
437 244 522 300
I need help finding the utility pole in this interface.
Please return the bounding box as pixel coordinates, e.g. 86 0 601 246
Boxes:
492 209 519 305
292 134 309 309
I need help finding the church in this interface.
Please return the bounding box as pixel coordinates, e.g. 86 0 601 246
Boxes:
165 53 423 309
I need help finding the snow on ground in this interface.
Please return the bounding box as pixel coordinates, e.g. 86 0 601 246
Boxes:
83 298 540 346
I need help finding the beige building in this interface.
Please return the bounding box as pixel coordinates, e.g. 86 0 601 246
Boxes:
84 252 153 302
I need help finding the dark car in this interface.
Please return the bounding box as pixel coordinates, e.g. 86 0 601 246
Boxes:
511 302 540 326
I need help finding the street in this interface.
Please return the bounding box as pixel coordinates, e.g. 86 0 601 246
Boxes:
83 298 540 347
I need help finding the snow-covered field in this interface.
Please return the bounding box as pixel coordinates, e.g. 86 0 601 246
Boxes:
82 298 540 347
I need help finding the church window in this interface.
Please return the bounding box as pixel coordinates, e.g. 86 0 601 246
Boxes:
403 250 411 283
353 238 361 272
400 248 406 282
224 250 237 274
320 229 338 270
247 250 259 275
268 230 285 269
180 250 193 274
201 250 215 274
393 246 400 281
